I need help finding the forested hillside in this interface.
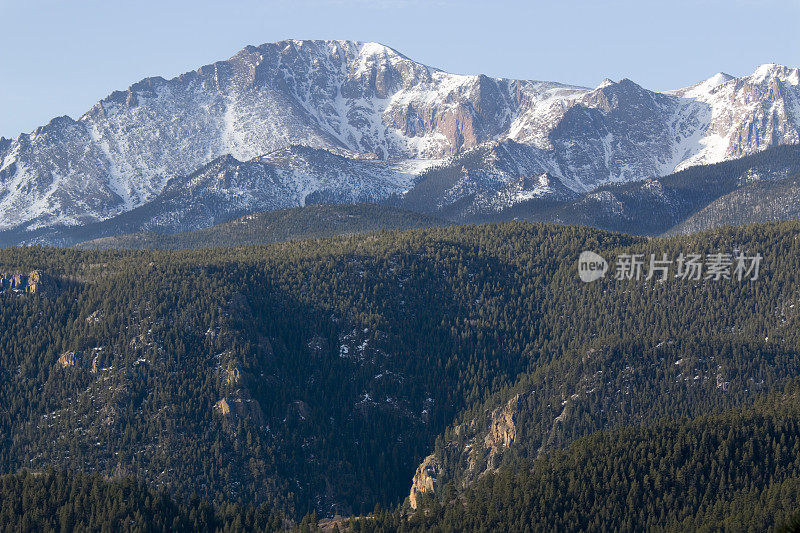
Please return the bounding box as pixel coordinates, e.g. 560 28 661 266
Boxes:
359 387 800 531
76 204 443 250
0 469 286 532
0 220 798 530
666 174 800 236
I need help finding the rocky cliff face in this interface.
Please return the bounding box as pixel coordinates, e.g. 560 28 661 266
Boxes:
408 393 525 508
1 40 799 240
408 454 442 509
671 65 800 169
0 270 52 294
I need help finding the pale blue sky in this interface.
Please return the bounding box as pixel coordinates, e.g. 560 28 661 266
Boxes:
1 0 798 139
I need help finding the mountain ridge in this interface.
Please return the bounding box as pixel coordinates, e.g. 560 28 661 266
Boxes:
73 203 445 250
1 39 799 241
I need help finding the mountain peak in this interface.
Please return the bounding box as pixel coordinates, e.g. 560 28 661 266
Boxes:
749 63 800 85
240 39 401 57
226 39 418 84
3 42 800 237
668 71 734 98
706 71 735 86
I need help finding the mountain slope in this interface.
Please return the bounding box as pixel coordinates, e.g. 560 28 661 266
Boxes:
367 389 800 531
75 204 444 250
401 220 800 514
0 145 430 246
506 143 800 235
2 40 800 238
666 173 800 235
1 220 799 521
0 470 286 532
3 142 797 247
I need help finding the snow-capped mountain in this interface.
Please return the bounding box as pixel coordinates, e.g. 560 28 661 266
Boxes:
1 39 799 237
89 145 424 235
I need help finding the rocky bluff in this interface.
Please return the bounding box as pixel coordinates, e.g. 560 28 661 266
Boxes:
0 270 55 295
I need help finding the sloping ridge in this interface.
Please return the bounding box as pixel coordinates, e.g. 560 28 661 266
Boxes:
75 203 445 250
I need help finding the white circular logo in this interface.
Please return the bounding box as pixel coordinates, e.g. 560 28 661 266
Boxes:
578 251 608 282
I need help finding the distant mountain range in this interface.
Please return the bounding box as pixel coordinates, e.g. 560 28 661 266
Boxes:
1 39 799 245
3 143 798 247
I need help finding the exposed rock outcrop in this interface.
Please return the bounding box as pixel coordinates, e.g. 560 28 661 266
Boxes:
284 400 311 424
57 351 80 368
409 454 442 509
0 270 54 295
214 394 264 425
214 398 231 416
408 393 526 508
485 394 520 449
